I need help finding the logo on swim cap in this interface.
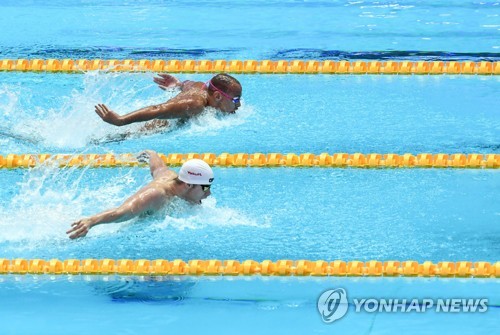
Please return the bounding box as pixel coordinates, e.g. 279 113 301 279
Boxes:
178 159 214 185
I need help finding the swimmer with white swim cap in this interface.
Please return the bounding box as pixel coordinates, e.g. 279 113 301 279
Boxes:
66 151 214 239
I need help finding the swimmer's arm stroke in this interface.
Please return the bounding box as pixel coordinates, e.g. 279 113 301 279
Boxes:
137 150 170 179
153 74 200 92
66 179 170 239
95 97 205 126
67 150 172 239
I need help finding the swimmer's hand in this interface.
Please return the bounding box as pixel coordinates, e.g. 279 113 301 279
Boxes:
136 150 155 163
153 74 181 90
95 104 123 126
66 219 94 239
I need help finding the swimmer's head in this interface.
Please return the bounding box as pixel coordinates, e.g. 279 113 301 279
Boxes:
207 73 242 114
177 159 214 203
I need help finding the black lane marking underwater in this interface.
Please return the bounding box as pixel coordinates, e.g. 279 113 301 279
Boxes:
271 49 500 62
0 47 239 60
1 47 499 62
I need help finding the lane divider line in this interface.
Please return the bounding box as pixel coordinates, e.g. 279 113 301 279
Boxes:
0 59 498 75
0 259 497 277
0 153 498 169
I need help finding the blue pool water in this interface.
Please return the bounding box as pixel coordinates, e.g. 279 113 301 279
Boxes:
0 0 499 334
1 73 499 154
1 167 499 262
0 276 498 335
0 0 499 60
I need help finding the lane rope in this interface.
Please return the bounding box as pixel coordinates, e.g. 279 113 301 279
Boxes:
0 259 497 277
0 59 498 75
0 153 498 169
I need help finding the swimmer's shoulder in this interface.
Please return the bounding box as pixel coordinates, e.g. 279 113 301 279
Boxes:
155 170 178 184
171 86 208 106
182 81 206 91
149 173 177 198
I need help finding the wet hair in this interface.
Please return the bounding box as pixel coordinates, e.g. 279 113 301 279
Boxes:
208 73 241 96
174 177 184 185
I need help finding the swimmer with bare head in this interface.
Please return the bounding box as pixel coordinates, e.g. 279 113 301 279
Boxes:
95 73 242 131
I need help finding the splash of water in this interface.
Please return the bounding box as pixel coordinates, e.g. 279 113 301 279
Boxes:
177 103 253 137
0 84 20 118
152 197 270 231
1 73 252 149
0 84 37 150
0 162 267 247
0 164 137 245
15 72 168 148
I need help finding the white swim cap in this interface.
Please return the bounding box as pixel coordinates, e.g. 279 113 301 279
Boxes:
178 159 214 185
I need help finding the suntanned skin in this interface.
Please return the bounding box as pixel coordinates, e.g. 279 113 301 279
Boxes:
95 74 242 128
66 150 211 239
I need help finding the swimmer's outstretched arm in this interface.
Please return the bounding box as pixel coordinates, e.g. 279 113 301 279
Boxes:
95 97 205 126
66 184 169 239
